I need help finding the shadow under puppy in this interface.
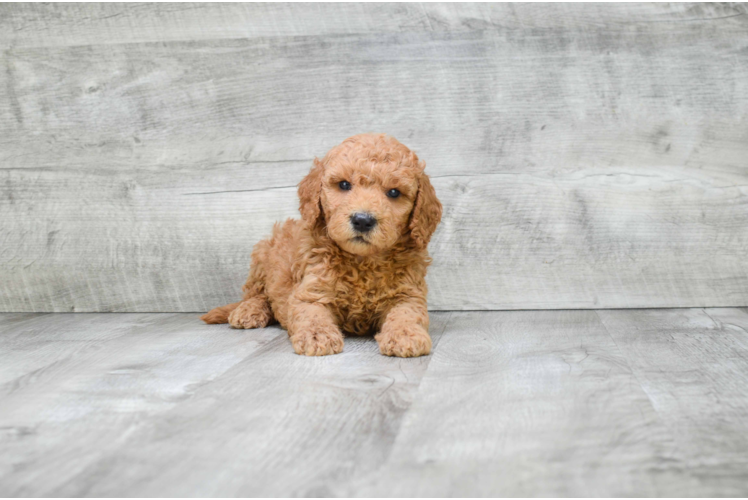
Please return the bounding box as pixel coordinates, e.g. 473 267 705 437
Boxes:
201 133 442 357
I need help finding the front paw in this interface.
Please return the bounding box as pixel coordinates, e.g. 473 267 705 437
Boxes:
290 328 344 356
376 323 432 358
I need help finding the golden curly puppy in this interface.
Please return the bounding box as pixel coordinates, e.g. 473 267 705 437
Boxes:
201 133 442 357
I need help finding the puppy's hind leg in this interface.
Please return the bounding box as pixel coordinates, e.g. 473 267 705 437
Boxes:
228 294 275 329
228 239 276 329
201 302 241 324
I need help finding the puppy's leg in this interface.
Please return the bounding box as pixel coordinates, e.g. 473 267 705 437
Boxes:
228 294 275 329
201 302 241 324
225 235 278 329
287 298 344 356
202 236 274 326
376 299 431 358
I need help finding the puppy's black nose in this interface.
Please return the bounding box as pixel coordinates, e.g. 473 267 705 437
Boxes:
350 212 377 233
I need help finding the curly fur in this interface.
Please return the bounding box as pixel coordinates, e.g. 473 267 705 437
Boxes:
201 133 442 357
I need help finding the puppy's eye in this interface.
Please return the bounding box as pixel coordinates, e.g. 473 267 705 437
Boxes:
339 181 352 191
386 188 401 199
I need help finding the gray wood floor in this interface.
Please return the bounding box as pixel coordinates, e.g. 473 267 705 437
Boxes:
1 308 747 497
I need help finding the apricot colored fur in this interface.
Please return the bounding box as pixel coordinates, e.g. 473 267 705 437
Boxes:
201 133 442 357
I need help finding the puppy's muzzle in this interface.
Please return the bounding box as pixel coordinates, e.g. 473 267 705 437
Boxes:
350 212 377 233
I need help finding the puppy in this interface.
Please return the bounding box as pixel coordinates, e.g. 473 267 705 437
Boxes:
201 133 442 357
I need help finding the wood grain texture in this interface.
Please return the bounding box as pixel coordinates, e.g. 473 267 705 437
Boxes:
2 309 747 496
4 3 746 48
597 307 748 496
346 310 687 496
1 3 747 311
0 312 451 496
0 313 287 496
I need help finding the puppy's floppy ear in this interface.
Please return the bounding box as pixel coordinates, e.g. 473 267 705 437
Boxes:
298 158 325 228
409 166 442 249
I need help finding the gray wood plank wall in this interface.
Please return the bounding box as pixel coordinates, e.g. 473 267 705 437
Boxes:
1 3 747 312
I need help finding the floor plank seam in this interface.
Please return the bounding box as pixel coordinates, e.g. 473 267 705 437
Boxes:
429 311 453 355
701 308 721 329
594 308 720 494
347 311 454 491
593 310 675 446
705 307 748 338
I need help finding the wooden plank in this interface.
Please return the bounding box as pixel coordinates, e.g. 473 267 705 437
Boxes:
1 6 747 311
0 313 172 387
3 3 745 48
597 307 748 496
0 312 451 496
344 310 698 497
0 312 285 496
0 312 41 330
0 3 434 48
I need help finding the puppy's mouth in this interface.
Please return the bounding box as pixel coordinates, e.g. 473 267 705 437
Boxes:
351 236 369 244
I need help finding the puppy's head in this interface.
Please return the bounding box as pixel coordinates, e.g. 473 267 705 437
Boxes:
298 133 442 255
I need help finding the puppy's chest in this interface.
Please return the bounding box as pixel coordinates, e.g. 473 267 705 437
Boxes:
330 265 403 335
